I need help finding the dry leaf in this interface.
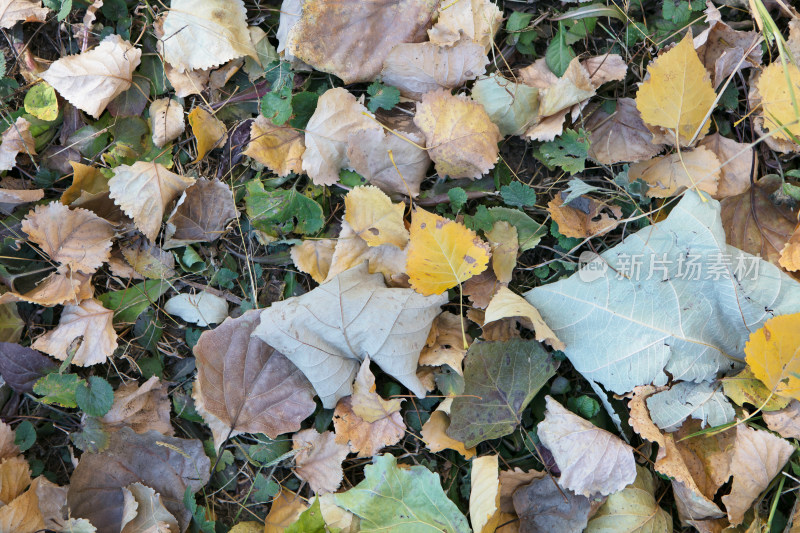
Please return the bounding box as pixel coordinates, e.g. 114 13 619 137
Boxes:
0 117 35 171
41 34 141 119
333 395 405 457
120 483 179 533
498 467 544 513
109 161 196 241
32 298 116 366
586 465 672 533
721 175 798 268
188 107 227 163
413 89 501 179
350 358 404 422
254 262 446 408
164 292 228 326
193 310 316 445
100 376 173 435
697 133 754 199
781 224 800 272
291 239 336 283
537 58 595 117
486 221 518 283
512 476 591 533
628 147 721 198
636 32 715 146
62 162 108 206
302 87 382 185
0 271 92 307
0 0 48 28
582 54 628 86
324 220 408 285
0 423 19 462
286 0 438 84
163 64 209 97
484 286 565 350
0 187 43 212
427 0 502 51
421 406 476 458
586 98 665 164
756 62 800 144
763 400 800 440
419 311 469 372
0 484 45 533
120 240 175 280
149 98 185 148
693 3 761 89
243 114 305 177
538 396 636 497
292 429 350 494
470 455 500 533
463 267 502 308
547 195 622 238
381 39 488 100
344 186 408 248
345 126 431 197
164 178 237 248
472 73 540 137
722 424 793 526
0 455 30 504
160 0 257 72
264 490 307 533
745 313 800 400
406 207 491 295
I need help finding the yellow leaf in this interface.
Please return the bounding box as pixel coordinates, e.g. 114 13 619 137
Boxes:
420 401 476 459
0 456 30 505
780 224 800 272
745 313 800 400
486 221 518 284
484 286 565 350
628 146 721 198
264 490 307 533
635 32 715 146
229 522 263 533
188 107 228 163
344 185 408 248
406 208 491 296
62 162 108 206
757 62 800 143
291 239 336 283
243 115 305 177
470 454 501 533
0 485 45 533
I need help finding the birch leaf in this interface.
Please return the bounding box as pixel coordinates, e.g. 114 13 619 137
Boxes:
243 114 305 177
32 298 117 367
0 118 35 171
0 0 48 29
585 465 671 533
149 98 184 148
745 312 800 400
586 98 664 164
427 0 502 51
344 186 408 248
164 178 237 248
188 107 227 163
292 429 349 494
628 147 720 198
757 62 800 143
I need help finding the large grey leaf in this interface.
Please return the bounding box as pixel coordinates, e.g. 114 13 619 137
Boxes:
525 191 800 395
254 263 446 408
646 381 734 432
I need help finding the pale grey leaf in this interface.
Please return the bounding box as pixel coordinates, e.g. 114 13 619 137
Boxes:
646 381 734 432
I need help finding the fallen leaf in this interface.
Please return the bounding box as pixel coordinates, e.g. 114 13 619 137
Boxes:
762 400 800 440
722 424 793 526
419 311 469 372
0 118 35 171
160 0 257 72
302 87 382 185
697 133 754 199
41 35 141 119
462 267 502 308
635 32 715 146
547 195 622 238
0 342 58 393
350 357 404 422
756 62 800 143
381 39 488 100
0 299 22 344
120 240 175 280
513 476 590 533
264 490 308 533
646 381 735 432
448 339 558 447
421 406 476 459
413 89 501 179
536 58 595 117
286 0 438 84
498 467 544 513
61 162 108 206
334 454 470 532
472 74 540 137
0 423 18 463
164 178 237 248
188 107 227 163
427 0 502 51
164 292 228 327
243 114 305 177
470 454 500 533
525 190 800 396
0 187 44 212
745 312 800 400
290 239 336 283
780 225 800 272
585 465 671 533
121 482 179 533
344 186 408 248
109 161 196 241
31 476 67 531
100 376 174 435
32 298 117 367
292 429 350 494
149 98 185 148
628 147 721 198
538 396 636 497
0 271 92 307
323 220 408 285
484 286 565 350
486 221 518 283
163 64 209 97
21 202 114 275
254 263 446 408
721 367 790 412
583 54 629 86
585 98 664 164
0 455 30 504
406 207 491 296
67 427 210 532
0 484 45 533
0 0 48 29
333 395 405 457
193 310 315 447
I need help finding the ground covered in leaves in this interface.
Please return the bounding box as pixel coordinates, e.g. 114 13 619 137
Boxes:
2 0 800 531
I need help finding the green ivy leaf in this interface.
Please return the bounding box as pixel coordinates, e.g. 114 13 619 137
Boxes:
500 182 537 208
448 187 468 212
245 180 324 236
70 417 109 453
535 129 589 175
366 81 400 113
33 373 82 408
14 420 36 452
75 376 114 417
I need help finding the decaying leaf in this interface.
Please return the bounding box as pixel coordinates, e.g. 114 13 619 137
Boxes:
164 291 228 327
722 367 791 412
646 381 735 432
472 73 540 137
344 186 408 248
164 178 237 248
292 429 350 494
585 465 671 533
0 342 58 393
538 396 636 497
635 32 715 146
243 114 305 177
149 98 185 148
41 35 141 119
0 271 93 308
428 0 502 50
0 0 48 29
763 400 800 440
419 311 469 372
484 286 565 350
160 0 257 72
0 118 35 171
586 98 664 164
406 207 491 296
163 64 209 98
264 490 308 533
470 455 500 533
547 195 622 238
0 455 30 504
421 402 476 459
188 107 227 163
120 239 175 280
323 220 409 286
120 482 179 533
0 187 43 212
0 484 45 533
628 147 721 198
62 162 108 206
756 62 800 144
486 221 518 283
333 394 405 457
512 476 591 533
254 263 446 408
286 0 438 84
697 133 754 199
32 298 117 366
780 225 800 272
100 376 173 435
109 161 196 241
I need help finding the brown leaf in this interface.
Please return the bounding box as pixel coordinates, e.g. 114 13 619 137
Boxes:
720 175 798 268
0 187 43 213
0 0 48 29
763 400 800 440
164 64 209 97
333 395 405 457
120 482 179 533
484 286 565 350
780 224 800 272
697 133 754 199
324 220 408 286
413 89 501 179
419 312 469 373
0 271 93 307
350 358 404 422
420 402 476 459
67 427 211 532
164 178 237 248
498 467 544 513
0 484 45 533
32 298 117 367
292 429 350 494
547 195 621 239
188 107 227 163
150 98 185 148
61 162 108 206
381 39 488 100
291 239 336 283
193 310 316 444
0 118 35 172
427 0 502 50
463 268 502 309
0 455 30 504
243 114 305 177
586 98 664 164
120 239 176 279
286 0 438 84
100 376 174 436
264 490 308 533
0 423 19 463
512 476 591 533
628 147 721 198
0 343 56 393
